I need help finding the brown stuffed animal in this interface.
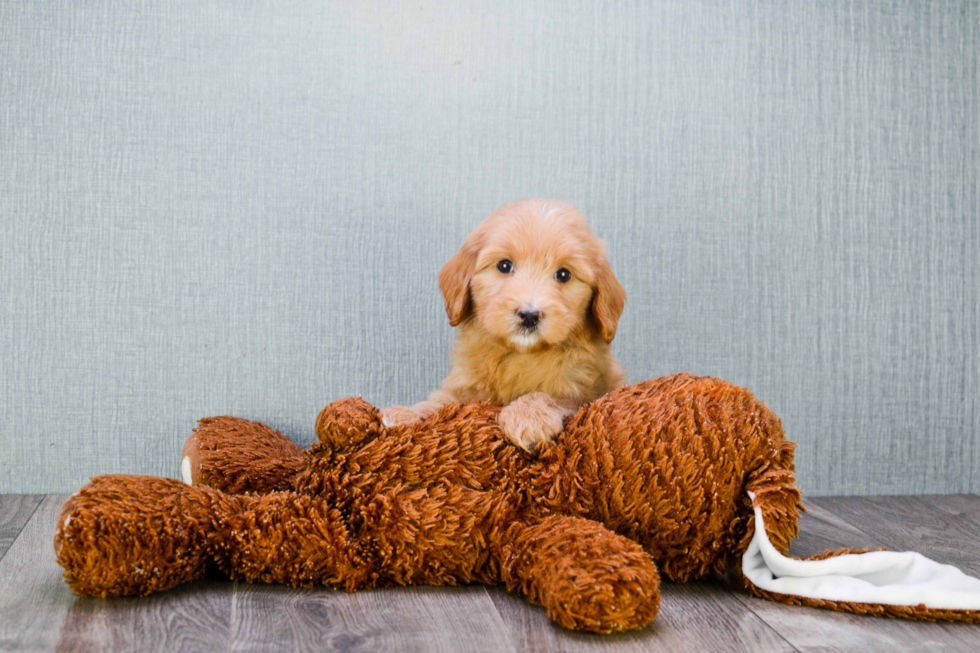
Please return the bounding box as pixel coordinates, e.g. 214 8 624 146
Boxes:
53 374 980 633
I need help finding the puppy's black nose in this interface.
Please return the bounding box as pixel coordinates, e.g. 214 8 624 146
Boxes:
517 308 540 329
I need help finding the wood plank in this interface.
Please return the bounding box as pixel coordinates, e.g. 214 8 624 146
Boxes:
486 580 797 653
814 495 980 576
53 580 232 653
0 494 44 562
2 494 977 652
917 494 980 519
0 496 76 652
720 497 980 652
787 500 886 555
231 582 517 653
0 494 233 653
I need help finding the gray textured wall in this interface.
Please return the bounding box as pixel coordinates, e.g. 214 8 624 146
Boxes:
1 0 977 495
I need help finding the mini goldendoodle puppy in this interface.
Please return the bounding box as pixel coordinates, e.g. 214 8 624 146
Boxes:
382 198 627 450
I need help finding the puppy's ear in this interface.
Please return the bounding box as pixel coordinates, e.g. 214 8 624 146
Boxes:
439 231 483 326
590 254 626 343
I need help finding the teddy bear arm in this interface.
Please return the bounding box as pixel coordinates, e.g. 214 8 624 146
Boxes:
314 397 384 452
182 416 306 494
493 514 661 633
743 453 803 556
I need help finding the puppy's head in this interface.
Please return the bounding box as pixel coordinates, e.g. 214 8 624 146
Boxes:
439 199 625 352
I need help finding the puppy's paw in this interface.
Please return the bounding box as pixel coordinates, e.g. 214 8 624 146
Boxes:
380 405 423 428
497 393 565 452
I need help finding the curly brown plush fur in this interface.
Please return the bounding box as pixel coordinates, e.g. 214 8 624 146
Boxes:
52 373 980 633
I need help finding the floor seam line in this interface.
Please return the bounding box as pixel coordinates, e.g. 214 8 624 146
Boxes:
0 494 47 567
714 577 804 653
481 585 521 653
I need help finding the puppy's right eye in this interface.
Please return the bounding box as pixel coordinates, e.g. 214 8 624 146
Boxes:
496 260 513 274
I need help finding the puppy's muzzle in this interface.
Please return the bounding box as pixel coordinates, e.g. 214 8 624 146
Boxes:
517 308 541 330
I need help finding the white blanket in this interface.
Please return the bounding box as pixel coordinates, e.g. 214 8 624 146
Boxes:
741 492 980 610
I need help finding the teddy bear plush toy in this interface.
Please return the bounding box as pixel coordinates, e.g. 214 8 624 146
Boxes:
54 374 980 633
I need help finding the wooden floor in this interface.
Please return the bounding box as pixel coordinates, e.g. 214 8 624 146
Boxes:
2 495 980 652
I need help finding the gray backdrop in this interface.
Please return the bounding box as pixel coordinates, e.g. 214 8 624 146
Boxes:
1 0 977 495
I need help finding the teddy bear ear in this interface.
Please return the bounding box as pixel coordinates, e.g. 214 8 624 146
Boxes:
315 397 384 451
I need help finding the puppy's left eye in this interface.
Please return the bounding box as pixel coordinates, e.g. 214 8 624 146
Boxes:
555 267 571 283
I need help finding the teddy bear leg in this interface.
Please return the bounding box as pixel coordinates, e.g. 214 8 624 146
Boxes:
55 475 239 597
182 416 306 494
55 477 374 597
217 490 378 591
223 485 499 591
493 514 661 633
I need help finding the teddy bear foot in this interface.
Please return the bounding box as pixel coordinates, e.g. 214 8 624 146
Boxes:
55 475 233 597
499 515 661 633
182 416 306 494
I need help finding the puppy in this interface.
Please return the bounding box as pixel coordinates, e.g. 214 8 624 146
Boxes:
382 198 627 450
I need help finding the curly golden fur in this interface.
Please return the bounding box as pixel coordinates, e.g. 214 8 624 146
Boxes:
383 198 627 450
